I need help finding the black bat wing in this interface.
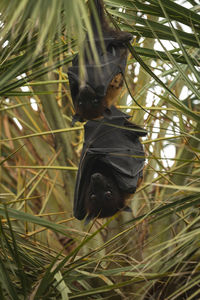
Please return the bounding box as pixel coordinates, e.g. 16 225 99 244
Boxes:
73 107 128 219
68 53 127 101
85 125 146 192
73 106 146 220
73 151 97 220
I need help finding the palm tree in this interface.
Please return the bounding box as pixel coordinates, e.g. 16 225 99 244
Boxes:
0 0 200 298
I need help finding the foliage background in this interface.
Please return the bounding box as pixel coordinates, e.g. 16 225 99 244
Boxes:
0 0 200 299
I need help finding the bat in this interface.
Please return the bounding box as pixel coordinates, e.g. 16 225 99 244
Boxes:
68 0 132 124
73 106 147 222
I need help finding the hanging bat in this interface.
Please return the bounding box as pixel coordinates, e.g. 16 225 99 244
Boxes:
68 0 132 124
73 106 147 222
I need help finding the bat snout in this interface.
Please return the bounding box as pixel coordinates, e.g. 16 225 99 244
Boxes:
79 84 96 102
91 172 104 184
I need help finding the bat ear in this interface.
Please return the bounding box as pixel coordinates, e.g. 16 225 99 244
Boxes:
103 108 112 119
71 114 84 126
84 214 94 225
123 206 132 213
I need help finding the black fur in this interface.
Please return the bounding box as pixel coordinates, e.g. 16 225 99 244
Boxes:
68 0 132 123
73 106 146 221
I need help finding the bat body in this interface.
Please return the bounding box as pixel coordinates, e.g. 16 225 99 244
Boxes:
68 0 132 123
74 106 147 221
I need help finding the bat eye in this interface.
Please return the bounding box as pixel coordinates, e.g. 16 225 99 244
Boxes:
105 191 112 199
90 194 96 201
93 99 99 105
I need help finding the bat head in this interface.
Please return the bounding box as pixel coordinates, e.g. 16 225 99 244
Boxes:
85 170 127 220
68 76 111 122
